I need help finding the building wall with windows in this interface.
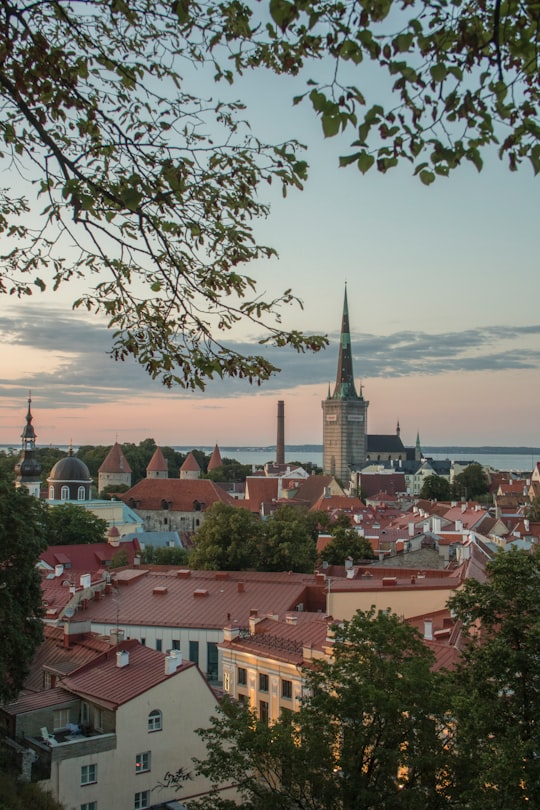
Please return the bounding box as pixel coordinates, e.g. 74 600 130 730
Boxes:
27 645 236 809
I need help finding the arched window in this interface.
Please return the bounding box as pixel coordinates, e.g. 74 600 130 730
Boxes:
61 486 69 500
147 709 162 732
49 485 55 499
78 486 86 501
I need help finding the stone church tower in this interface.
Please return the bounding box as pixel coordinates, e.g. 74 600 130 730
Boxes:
322 287 369 483
14 394 42 497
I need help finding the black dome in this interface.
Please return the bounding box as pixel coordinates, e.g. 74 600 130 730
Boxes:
49 456 92 482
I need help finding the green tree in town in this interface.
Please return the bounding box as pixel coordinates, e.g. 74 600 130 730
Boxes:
204 459 252 483
259 505 317 572
448 548 540 808
140 545 190 566
44 503 108 546
0 475 47 702
524 496 540 522
452 463 489 500
0 1 536 388
194 608 450 808
319 526 374 566
419 475 452 501
189 503 262 571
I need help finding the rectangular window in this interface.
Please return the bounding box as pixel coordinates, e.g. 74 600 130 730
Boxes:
281 679 293 700
155 639 162 652
134 791 150 810
189 640 199 665
237 667 247 686
148 710 162 732
81 764 97 785
171 639 180 650
53 708 70 730
259 673 269 692
81 803 97 810
207 642 218 681
93 708 104 732
259 700 269 724
135 751 151 773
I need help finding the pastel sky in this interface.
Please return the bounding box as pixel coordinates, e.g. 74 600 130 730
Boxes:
0 62 538 450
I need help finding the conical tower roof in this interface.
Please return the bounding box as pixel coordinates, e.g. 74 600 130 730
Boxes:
332 285 361 401
98 442 132 474
207 444 223 472
147 447 169 474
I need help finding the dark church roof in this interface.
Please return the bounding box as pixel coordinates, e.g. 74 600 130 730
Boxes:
367 435 406 454
49 453 92 482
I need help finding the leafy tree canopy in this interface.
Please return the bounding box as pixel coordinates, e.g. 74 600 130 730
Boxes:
319 525 374 565
1 1 535 388
194 608 450 808
0 1 325 391
448 548 540 808
190 502 262 570
140 544 190 566
452 462 489 499
44 502 108 545
259 504 316 572
0 475 47 702
419 474 452 501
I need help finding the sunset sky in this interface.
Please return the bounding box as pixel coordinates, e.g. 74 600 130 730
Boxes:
0 64 538 450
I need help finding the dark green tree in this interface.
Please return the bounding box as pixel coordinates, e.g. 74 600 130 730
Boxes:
189 503 262 570
0 475 47 702
204 459 252 483
419 475 452 501
140 545 189 566
448 548 540 808
524 496 540 522
259 505 317 572
194 608 450 808
452 463 489 500
44 503 107 546
319 526 374 565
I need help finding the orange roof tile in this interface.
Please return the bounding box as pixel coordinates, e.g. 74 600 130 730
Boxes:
181 451 201 472
207 444 223 472
121 478 234 511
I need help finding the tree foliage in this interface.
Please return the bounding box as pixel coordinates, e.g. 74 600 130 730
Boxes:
419 474 451 501
194 608 450 808
190 502 317 571
448 548 540 808
0 1 325 390
0 475 47 702
319 525 374 565
140 544 190 566
44 502 108 546
452 462 489 499
1 1 536 388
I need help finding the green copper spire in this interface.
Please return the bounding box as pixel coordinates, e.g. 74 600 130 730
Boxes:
332 285 360 400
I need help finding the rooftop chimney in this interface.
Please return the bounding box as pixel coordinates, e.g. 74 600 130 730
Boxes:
276 400 285 465
165 651 181 675
116 650 129 668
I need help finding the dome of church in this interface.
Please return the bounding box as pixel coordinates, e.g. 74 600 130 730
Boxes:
47 449 93 501
49 455 92 482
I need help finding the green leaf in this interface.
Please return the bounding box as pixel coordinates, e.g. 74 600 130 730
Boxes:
269 0 297 31
357 152 375 174
419 169 435 185
430 63 447 83
322 115 340 137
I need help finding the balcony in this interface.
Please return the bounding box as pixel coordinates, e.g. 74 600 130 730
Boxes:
24 729 117 780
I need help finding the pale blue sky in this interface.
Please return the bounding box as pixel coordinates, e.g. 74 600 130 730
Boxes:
0 47 538 448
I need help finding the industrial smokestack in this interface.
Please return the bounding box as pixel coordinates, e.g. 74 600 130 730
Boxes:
276 400 285 464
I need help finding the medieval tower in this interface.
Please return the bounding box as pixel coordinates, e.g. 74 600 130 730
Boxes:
322 287 369 483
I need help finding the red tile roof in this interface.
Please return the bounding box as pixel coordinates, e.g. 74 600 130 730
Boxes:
243 477 279 510
77 569 323 630
310 494 364 512
181 451 201 472
98 443 132 474
120 479 234 511
220 614 332 665
61 639 195 710
207 444 223 472
147 447 169 473
40 541 140 573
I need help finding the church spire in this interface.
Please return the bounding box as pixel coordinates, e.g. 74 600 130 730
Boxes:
332 285 360 400
14 392 42 496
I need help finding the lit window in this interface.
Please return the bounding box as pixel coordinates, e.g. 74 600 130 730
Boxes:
148 709 162 732
134 791 150 810
81 764 97 785
281 679 293 700
237 667 247 686
135 751 151 773
259 673 269 692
